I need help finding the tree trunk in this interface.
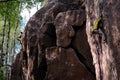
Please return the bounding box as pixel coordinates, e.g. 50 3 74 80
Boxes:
85 0 120 80
5 21 11 80
0 14 6 72
12 2 22 61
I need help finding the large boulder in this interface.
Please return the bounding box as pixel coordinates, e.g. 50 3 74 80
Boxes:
11 0 95 80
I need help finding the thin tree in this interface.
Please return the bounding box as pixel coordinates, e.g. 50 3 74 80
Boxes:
12 2 22 62
0 14 6 73
5 20 11 80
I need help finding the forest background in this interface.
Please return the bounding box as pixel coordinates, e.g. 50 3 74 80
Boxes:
0 0 45 79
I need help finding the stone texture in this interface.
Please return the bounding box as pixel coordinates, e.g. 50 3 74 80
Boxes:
11 0 95 80
55 10 85 47
10 53 23 80
71 26 95 74
45 47 95 80
86 0 120 79
20 1 67 80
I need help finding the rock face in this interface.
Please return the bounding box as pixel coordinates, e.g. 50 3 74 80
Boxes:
45 47 95 80
11 53 23 80
11 0 95 80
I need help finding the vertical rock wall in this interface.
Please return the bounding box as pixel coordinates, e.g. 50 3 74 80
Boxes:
86 0 120 80
11 0 95 80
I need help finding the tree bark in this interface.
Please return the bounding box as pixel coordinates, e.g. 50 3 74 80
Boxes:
85 0 120 80
0 14 6 72
5 21 11 80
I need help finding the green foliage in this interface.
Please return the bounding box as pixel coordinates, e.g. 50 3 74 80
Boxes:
0 66 5 80
0 0 45 79
0 0 46 80
0 72 4 80
41 0 47 7
93 17 101 30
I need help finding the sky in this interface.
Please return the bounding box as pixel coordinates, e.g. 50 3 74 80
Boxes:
15 3 41 54
20 3 41 32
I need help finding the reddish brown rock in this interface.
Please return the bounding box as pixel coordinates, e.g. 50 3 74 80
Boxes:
72 26 95 74
11 53 23 80
11 0 95 80
54 10 85 47
45 47 95 80
55 10 85 27
20 1 67 80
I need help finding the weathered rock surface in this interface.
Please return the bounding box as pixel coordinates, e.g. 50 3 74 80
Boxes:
45 47 95 80
11 0 95 80
55 10 85 47
11 53 23 80
71 26 95 74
